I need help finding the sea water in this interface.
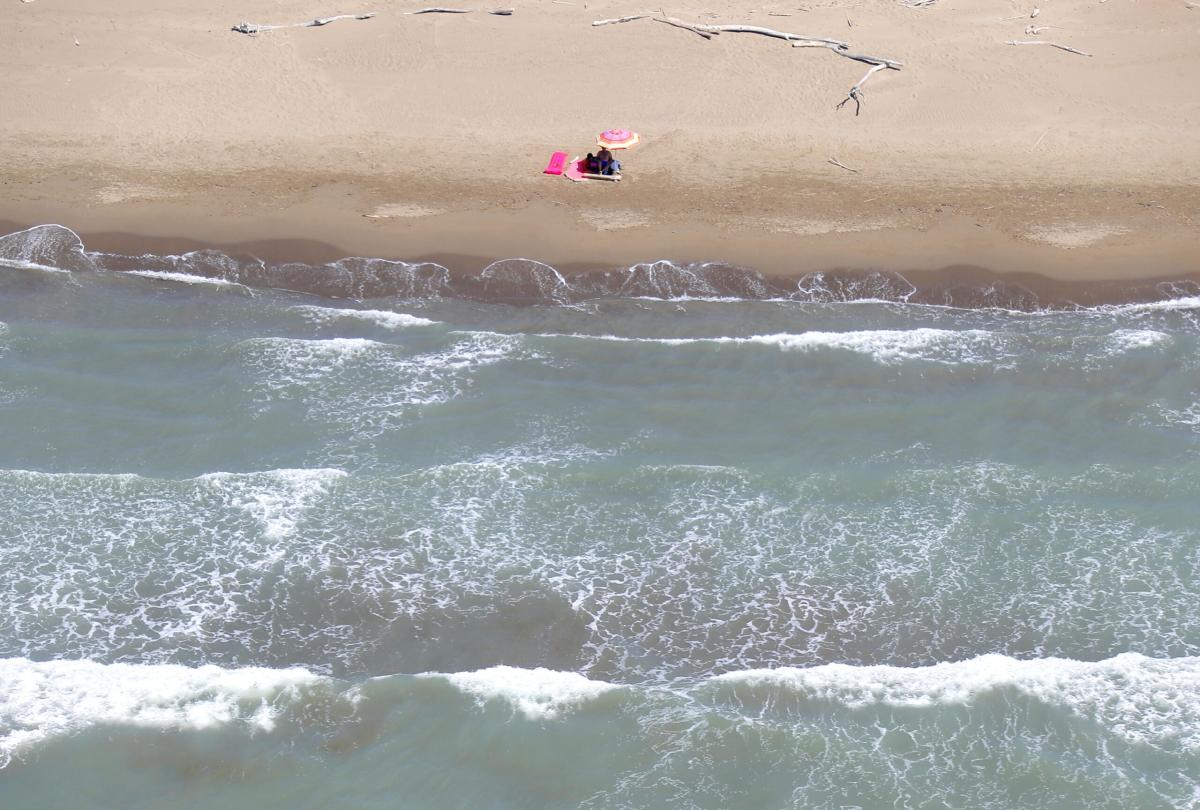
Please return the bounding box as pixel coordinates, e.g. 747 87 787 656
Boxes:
0 225 1198 808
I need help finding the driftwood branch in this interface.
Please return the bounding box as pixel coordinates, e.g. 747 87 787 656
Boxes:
232 13 375 34
828 157 859 173
407 7 472 13
704 24 848 47
835 62 888 115
598 15 903 115
654 16 719 39
1006 39 1092 56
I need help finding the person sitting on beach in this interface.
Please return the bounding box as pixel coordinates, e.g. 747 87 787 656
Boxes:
585 152 599 173
596 146 617 176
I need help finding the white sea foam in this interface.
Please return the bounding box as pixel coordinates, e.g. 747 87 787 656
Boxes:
0 224 95 274
125 270 247 288
531 328 997 365
0 657 322 767
439 666 618 720
291 305 440 329
199 468 347 540
1106 328 1171 352
247 336 381 369
242 333 524 436
715 653 1200 750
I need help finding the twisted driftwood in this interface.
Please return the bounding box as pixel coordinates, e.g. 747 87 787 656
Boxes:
232 13 374 34
598 16 903 114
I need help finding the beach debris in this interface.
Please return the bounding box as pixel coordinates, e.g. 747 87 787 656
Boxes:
828 157 859 173
1024 25 1061 35
592 14 652 26
897 0 937 6
836 62 889 115
653 16 720 39
1007 39 1092 56
232 14 375 34
73 36 80 46
598 16 902 115
1031 6 1040 18
406 7 515 14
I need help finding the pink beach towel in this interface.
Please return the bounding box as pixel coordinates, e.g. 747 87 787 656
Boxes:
564 157 587 182
544 151 568 175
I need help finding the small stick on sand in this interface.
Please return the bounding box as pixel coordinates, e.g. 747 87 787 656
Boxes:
407 7 473 14
828 157 859 173
592 14 652 26
489 8 514 14
1007 39 1092 56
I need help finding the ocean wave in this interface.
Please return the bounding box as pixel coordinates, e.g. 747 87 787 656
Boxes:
712 653 1200 750
7 225 1199 312
291 304 440 329
5 653 1200 769
435 666 620 720
1106 328 1172 352
522 328 1000 365
240 332 526 437
0 224 96 275
0 657 325 767
124 269 250 289
198 468 347 541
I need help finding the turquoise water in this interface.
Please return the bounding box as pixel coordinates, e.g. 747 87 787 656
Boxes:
1 225 1199 808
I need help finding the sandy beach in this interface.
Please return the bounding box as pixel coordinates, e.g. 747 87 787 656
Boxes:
2 0 1199 286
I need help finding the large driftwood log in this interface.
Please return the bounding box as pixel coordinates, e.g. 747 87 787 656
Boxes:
232 13 375 34
1007 39 1092 56
598 15 904 115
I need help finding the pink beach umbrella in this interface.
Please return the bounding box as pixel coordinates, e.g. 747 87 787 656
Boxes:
597 128 640 150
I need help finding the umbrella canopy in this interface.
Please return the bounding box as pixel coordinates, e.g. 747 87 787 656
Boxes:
597 128 640 150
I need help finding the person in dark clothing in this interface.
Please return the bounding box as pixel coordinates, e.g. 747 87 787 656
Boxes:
596 146 616 175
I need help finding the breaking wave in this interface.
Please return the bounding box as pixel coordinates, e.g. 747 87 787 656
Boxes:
4 224 1199 310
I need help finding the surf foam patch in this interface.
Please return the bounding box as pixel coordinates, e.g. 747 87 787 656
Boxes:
713 653 1200 752
0 657 324 767
438 666 619 720
291 305 440 329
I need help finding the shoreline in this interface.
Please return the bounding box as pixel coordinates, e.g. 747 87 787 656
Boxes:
2 171 1198 283
4 215 1197 309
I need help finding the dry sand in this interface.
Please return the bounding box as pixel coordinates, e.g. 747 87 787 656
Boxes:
2 0 1199 284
